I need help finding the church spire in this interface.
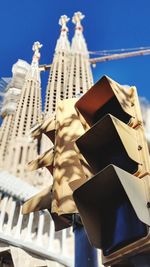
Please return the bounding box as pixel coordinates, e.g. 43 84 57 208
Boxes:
29 41 42 81
44 16 70 115
72 11 84 30
71 11 88 54
55 15 70 53
65 12 93 98
0 60 30 169
59 15 69 32
11 41 42 137
4 42 42 181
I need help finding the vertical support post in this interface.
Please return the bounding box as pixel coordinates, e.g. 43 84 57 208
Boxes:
6 197 16 234
74 226 98 267
48 219 55 251
61 229 67 255
0 194 9 232
15 205 23 238
25 212 34 241
37 211 44 244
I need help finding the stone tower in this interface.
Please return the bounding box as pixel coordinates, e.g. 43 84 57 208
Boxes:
0 60 30 168
44 12 93 115
4 42 43 183
44 15 70 115
65 11 93 98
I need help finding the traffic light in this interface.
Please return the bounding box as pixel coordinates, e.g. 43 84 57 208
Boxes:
22 98 91 230
72 75 150 266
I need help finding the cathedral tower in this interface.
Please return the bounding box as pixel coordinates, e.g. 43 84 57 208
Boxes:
0 60 30 168
4 42 43 183
65 11 93 98
44 15 70 115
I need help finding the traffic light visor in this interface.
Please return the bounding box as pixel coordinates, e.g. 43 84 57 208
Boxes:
73 165 150 256
75 76 134 127
76 114 141 175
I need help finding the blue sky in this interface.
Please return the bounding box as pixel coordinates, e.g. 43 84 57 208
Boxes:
1 0 150 103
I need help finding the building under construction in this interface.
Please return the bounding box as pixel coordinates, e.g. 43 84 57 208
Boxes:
0 11 150 267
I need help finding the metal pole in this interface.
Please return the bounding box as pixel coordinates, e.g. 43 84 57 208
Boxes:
74 225 98 267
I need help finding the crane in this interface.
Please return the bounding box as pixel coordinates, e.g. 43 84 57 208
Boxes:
39 47 150 71
89 48 150 64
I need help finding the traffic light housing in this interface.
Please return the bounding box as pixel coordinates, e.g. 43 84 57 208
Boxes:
22 98 91 230
73 75 150 265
